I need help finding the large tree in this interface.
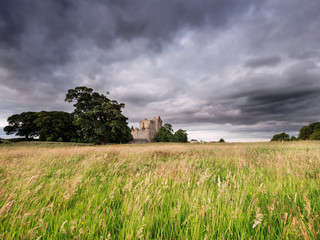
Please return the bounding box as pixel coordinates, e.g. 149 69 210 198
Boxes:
3 112 39 139
299 126 312 140
65 86 132 144
34 111 79 142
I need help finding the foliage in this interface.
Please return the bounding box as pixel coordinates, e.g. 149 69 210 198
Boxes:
309 130 320 140
156 123 174 142
0 142 319 239
65 86 132 144
65 86 108 115
3 86 132 144
299 126 313 140
156 123 188 143
34 111 78 142
290 136 297 141
219 138 225 142
173 129 188 142
271 132 290 141
299 122 320 140
3 112 39 139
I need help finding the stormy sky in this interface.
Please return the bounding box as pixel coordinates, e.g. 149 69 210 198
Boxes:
1 0 320 141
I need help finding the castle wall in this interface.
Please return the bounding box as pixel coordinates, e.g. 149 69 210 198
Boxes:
140 119 156 130
131 116 162 142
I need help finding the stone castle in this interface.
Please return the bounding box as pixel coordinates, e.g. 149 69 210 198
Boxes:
131 116 162 142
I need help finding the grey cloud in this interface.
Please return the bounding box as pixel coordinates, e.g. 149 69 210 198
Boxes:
1 0 320 141
0 0 260 110
244 56 282 68
210 61 320 126
153 56 320 132
289 51 320 60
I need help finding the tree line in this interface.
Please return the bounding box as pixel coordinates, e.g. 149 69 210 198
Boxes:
271 122 320 141
155 123 188 142
2 86 190 144
3 86 132 144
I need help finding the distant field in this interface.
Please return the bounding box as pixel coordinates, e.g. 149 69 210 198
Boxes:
0 142 319 239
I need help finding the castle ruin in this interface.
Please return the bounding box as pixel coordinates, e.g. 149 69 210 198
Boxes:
131 116 162 142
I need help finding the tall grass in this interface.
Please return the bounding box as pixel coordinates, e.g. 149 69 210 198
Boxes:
0 142 319 239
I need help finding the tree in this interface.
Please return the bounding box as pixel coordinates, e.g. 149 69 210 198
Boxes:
65 86 108 115
309 131 320 140
34 111 79 142
3 112 39 139
174 129 188 142
299 122 320 140
65 86 132 144
290 136 297 141
299 126 312 140
219 138 225 143
156 123 174 142
271 132 290 141
308 122 320 132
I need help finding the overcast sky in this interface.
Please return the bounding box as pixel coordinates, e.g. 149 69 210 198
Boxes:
1 0 320 141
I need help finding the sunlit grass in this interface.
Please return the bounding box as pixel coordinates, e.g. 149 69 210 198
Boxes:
0 141 319 239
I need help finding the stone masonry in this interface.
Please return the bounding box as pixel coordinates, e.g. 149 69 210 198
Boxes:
131 116 162 142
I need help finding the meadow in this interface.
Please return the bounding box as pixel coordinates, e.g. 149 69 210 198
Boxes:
0 141 319 239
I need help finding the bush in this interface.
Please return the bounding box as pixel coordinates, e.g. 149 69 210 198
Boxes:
219 138 225 142
271 132 290 141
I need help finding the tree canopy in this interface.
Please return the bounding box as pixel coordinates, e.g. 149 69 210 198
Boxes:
3 112 39 139
156 123 174 142
3 86 132 144
34 111 78 142
271 132 290 141
298 122 320 140
65 86 109 115
174 129 188 142
65 86 132 144
156 123 188 142
3 111 78 142
309 130 320 140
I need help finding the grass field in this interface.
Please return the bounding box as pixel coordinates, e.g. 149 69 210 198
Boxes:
0 141 319 239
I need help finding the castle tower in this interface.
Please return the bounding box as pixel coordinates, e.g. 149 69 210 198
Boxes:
156 116 162 131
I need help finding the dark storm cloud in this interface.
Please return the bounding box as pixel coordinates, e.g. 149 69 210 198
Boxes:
188 59 320 128
0 0 260 111
1 0 320 140
244 56 282 68
0 0 258 52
